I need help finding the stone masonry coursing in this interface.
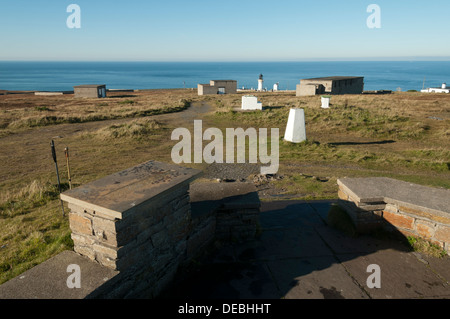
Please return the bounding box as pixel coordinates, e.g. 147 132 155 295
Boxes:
337 177 450 255
62 161 261 298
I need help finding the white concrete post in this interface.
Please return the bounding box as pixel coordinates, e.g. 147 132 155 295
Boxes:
321 95 331 109
284 108 306 143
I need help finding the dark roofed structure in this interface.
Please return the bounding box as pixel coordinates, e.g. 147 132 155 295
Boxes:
296 76 364 96
74 84 107 98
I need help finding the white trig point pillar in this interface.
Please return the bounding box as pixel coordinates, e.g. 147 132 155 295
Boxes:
321 95 331 109
284 108 306 143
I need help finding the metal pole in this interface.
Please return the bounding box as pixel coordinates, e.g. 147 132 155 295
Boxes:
51 140 65 216
65 147 72 190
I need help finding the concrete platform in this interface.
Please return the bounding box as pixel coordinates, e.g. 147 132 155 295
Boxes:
190 182 260 218
0 251 119 299
161 200 450 299
1 199 449 299
337 177 450 217
61 160 202 220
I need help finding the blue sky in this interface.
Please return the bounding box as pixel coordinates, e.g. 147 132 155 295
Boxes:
1 0 449 61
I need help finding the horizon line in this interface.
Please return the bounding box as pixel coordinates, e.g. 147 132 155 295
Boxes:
1 57 450 63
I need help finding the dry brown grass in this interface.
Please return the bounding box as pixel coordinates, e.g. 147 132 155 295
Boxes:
0 89 196 132
0 89 449 284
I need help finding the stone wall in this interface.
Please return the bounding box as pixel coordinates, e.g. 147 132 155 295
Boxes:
337 177 450 255
197 80 237 95
60 161 261 298
382 204 450 252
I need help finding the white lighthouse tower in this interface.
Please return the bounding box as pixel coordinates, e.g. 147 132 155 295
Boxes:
258 74 264 92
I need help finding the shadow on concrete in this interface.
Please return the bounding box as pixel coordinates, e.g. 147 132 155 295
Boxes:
328 140 396 146
262 106 284 111
159 200 450 299
108 95 138 98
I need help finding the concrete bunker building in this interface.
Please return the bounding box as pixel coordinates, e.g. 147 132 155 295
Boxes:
74 85 107 98
296 76 364 96
198 80 237 95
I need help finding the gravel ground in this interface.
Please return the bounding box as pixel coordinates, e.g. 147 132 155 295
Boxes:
200 162 288 199
201 163 261 181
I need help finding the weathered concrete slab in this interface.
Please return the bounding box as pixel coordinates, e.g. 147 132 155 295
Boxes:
160 200 450 300
421 254 450 284
0 251 119 299
314 224 407 255
61 161 201 220
259 201 323 230
307 200 339 222
266 256 369 299
337 177 450 218
190 182 260 209
339 249 450 299
234 228 333 261
160 261 281 299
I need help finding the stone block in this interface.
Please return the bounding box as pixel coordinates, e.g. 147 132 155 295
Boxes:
187 219 216 259
93 243 120 260
399 206 450 225
93 229 118 247
92 216 119 234
95 253 118 270
384 204 398 213
383 210 415 230
395 228 417 239
338 189 349 201
116 244 154 271
151 228 170 249
434 225 450 243
136 221 162 246
68 203 116 221
73 245 96 261
415 220 436 239
69 213 93 236
71 233 95 246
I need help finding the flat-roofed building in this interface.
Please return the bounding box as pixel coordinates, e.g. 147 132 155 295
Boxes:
198 80 237 95
421 83 449 94
296 76 364 96
74 84 107 98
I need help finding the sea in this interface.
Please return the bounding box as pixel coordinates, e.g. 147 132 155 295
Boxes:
0 61 449 92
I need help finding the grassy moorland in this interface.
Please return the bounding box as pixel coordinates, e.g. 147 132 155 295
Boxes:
0 89 449 283
0 89 192 137
205 91 450 198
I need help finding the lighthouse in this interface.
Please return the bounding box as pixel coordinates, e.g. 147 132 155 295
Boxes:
258 74 264 92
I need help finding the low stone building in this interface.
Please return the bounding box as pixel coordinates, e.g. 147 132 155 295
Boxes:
74 84 107 98
198 80 237 95
296 76 364 96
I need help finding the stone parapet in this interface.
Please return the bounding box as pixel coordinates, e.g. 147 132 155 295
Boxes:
0 161 262 299
337 177 450 255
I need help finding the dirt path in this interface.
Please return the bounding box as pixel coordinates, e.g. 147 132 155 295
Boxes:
0 101 213 146
0 101 214 187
